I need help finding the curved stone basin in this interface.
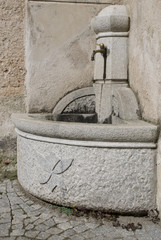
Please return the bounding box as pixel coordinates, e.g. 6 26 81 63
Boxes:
12 113 158 214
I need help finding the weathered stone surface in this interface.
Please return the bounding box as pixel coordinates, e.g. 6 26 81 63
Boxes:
92 5 130 34
0 1 25 96
0 96 25 157
12 114 158 143
63 96 95 114
25 1 107 113
93 83 112 123
0 0 25 156
113 87 140 120
51 87 96 115
17 134 156 213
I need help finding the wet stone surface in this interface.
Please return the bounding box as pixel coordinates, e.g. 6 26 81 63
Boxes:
0 179 161 240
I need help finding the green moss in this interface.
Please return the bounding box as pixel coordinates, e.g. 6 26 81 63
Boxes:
60 206 74 215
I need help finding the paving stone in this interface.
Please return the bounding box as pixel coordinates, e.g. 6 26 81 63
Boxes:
124 237 137 240
133 235 152 240
81 229 97 238
0 199 10 213
0 185 6 193
12 223 23 229
39 212 54 220
44 218 56 227
17 237 30 240
91 235 111 240
8 197 23 206
48 235 67 240
0 237 16 240
0 230 10 237
11 204 21 210
57 222 73 230
19 202 32 212
73 224 89 233
15 191 25 196
12 208 25 215
59 228 76 238
27 210 41 217
33 218 45 226
10 229 25 236
7 192 17 197
69 220 83 227
12 215 27 224
0 223 11 232
6 181 14 193
30 204 42 210
25 223 34 230
85 222 100 229
20 196 30 202
24 218 32 226
25 200 34 205
1 213 11 218
25 230 39 238
36 231 51 239
0 217 11 224
54 216 69 224
69 235 85 240
46 227 64 235
1 180 161 240
0 213 11 224
115 228 136 237
35 223 50 231
29 216 39 222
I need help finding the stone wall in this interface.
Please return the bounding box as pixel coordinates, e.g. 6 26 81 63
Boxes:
0 0 26 157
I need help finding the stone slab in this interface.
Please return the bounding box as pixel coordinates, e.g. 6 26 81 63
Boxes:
94 37 128 80
12 114 158 143
25 1 107 112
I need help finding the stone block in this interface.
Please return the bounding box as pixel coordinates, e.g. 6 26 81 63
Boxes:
25 1 106 112
94 37 128 80
16 129 157 213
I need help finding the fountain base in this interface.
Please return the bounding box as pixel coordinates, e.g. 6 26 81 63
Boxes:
13 114 158 214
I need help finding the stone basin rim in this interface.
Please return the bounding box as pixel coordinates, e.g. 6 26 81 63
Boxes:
12 113 158 144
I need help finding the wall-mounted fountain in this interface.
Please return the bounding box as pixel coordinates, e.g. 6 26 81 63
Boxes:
12 4 158 214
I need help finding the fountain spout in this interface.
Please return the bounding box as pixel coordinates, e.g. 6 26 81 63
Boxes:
91 43 107 61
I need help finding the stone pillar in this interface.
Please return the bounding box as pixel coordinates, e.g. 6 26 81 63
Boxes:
92 5 130 81
91 5 130 123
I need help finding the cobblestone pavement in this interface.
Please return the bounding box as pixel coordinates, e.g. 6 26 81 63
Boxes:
0 180 161 240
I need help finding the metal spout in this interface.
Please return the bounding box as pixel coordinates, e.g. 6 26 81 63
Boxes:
91 43 107 61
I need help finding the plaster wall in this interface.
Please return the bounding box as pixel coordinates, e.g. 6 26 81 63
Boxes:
125 0 161 215
128 0 161 124
0 0 25 156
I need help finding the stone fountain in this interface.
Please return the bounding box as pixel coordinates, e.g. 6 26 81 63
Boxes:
12 5 158 214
